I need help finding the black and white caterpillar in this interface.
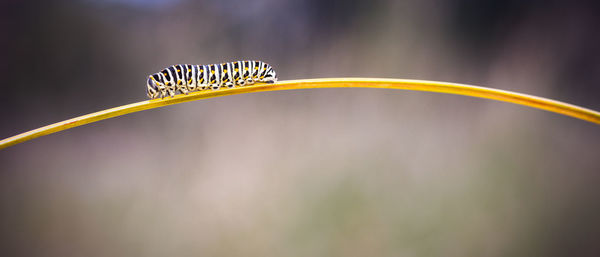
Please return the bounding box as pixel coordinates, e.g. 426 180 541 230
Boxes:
146 60 277 99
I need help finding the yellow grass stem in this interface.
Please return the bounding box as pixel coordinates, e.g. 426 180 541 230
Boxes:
1 78 599 150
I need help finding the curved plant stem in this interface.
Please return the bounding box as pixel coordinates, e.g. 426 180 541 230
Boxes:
1 78 599 150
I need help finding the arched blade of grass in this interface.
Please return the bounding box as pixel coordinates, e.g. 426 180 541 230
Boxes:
1 78 599 150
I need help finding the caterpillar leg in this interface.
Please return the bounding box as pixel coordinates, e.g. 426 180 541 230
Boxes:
157 85 167 99
156 83 166 99
179 86 189 95
187 81 197 92
236 79 246 87
224 81 235 88
175 81 188 95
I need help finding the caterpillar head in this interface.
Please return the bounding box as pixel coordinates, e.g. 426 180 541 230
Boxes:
146 75 161 99
264 66 278 84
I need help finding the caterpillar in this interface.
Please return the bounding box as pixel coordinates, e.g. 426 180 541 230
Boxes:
146 60 277 99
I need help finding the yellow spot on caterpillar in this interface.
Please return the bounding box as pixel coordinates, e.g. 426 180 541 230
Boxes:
255 67 258 70
187 69 191 73
177 69 181 72
223 69 227 73
235 68 239 72
244 67 248 71
163 73 168 76
188 79 193 84
211 70 215 74
200 69 204 72
177 80 182 85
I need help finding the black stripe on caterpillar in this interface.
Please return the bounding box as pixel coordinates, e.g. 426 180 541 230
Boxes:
146 60 277 99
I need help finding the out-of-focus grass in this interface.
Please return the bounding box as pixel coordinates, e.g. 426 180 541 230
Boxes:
1 77 599 150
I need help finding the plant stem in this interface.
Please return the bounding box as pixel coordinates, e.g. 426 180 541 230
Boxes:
1 78 598 150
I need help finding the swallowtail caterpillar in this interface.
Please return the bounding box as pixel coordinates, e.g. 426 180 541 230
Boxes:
146 60 277 99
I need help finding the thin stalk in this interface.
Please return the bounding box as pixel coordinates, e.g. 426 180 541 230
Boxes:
1 78 599 150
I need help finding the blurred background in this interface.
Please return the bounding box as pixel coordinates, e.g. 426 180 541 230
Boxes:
1 0 600 256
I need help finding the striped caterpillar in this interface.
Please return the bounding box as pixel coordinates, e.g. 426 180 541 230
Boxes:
146 60 277 99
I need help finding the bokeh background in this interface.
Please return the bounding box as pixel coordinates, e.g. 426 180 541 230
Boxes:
1 0 600 256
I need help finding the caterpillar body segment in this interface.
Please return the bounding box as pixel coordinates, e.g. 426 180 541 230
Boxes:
209 63 220 90
187 64 197 92
196 65 209 91
146 60 277 99
220 62 234 89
